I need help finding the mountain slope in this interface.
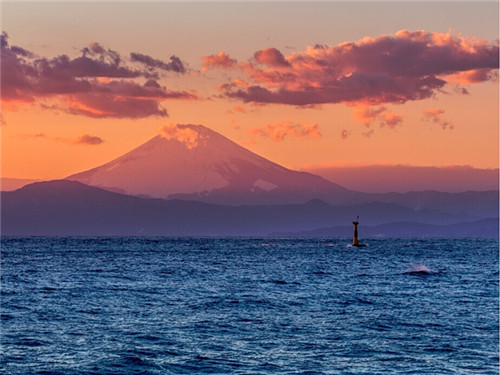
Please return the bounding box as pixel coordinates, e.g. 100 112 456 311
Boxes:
2 180 492 237
67 124 349 205
275 218 499 238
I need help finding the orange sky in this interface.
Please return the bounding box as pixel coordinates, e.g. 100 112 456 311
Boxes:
1 1 498 180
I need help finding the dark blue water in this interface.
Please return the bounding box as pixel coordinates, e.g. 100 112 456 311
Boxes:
1 237 498 374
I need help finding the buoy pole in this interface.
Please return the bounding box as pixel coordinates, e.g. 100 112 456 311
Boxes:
352 216 359 246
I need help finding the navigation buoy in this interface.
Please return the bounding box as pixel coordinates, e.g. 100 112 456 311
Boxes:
352 216 366 247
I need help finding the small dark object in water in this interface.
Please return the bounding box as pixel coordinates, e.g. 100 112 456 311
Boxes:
351 216 366 247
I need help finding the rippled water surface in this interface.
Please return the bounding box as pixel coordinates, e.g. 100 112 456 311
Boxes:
1 237 498 374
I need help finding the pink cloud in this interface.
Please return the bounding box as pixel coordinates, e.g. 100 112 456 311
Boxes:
1 32 196 119
250 119 322 142
201 51 237 71
253 48 290 67
209 30 498 106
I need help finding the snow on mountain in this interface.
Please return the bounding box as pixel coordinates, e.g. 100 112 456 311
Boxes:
66 124 349 205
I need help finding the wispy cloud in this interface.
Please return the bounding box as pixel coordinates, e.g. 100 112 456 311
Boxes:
1 32 196 119
19 132 104 145
382 109 403 129
352 105 403 128
424 108 454 130
249 118 322 142
130 52 186 73
72 134 104 145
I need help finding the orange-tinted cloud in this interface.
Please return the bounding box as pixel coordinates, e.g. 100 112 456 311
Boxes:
207 30 498 106
232 105 246 113
201 51 237 71
253 48 290 67
445 68 499 84
424 108 454 130
363 129 375 138
352 106 386 125
19 132 104 145
1 32 195 119
341 129 350 140
352 105 403 128
383 110 403 129
72 134 104 145
250 118 322 142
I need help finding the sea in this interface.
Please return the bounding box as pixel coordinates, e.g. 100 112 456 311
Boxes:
1 237 498 374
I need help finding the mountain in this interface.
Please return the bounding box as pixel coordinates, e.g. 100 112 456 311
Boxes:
66 124 349 205
275 218 499 238
303 165 499 193
2 180 495 237
64 124 498 218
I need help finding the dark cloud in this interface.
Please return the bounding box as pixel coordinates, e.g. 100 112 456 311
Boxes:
130 52 186 73
73 134 104 145
1 32 196 119
208 30 499 107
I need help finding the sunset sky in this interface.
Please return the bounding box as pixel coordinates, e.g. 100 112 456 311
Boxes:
1 1 498 181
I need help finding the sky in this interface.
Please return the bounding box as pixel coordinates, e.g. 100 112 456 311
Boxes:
1 1 498 180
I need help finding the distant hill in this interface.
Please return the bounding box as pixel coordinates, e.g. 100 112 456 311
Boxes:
304 165 499 193
274 218 499 239
2 180 496 237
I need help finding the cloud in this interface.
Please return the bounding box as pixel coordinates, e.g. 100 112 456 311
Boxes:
206 30 498 106
446 68 499 84
158 124 206 149
1 32 196 119
424 108 454 129
201 51 237 71
352 105 387 125
226 105 247 115
253 48 290 67
341 129 350 140
19 132 104 145
249 118 322 142
130 52 186 73
352 105 403 128
363 129 375 138
382 109 403 129
72 134 104 145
